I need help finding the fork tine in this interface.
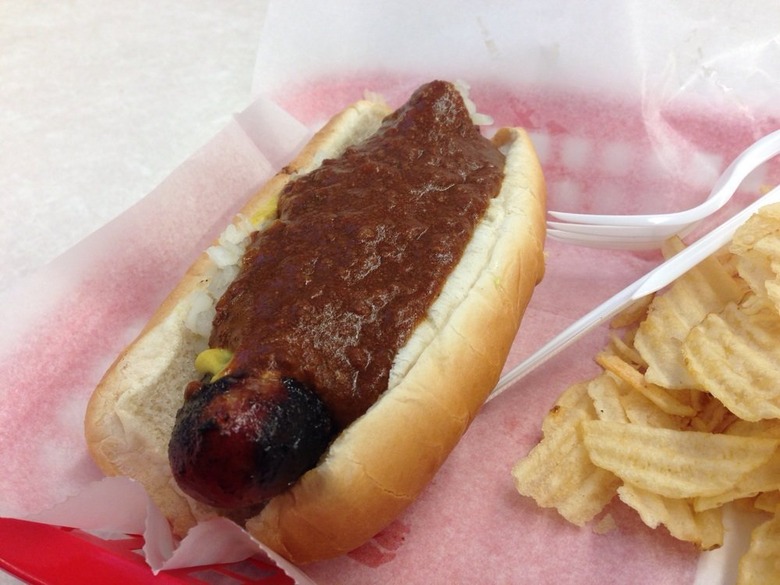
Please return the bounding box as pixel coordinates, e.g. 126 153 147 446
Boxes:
546 220 683 239
547 209 682 227
546 229 668 250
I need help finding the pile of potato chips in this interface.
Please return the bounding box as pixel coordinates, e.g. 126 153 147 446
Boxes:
513 202 780 585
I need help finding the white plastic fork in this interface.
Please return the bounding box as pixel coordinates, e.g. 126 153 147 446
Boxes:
547 129 780 250
488 183 780 402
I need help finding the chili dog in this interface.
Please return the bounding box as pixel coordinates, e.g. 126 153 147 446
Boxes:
85 80 546 564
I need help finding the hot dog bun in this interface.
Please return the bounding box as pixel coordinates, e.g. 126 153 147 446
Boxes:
85 82 546 564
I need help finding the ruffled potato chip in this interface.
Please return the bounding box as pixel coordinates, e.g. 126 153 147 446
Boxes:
618 388 688 430
512 382 620 526
605 331 646 369
732 202 780 313
695 448 780 511
738 511 780 585
687 391 737 434
586 372 629 423
633 245 745 390
753 491 780 514
683 295 780 421
609 294 654 330
596 353 697 417
581 420 779 499
617 483 723 550
726 418 780 439
734 248 776 302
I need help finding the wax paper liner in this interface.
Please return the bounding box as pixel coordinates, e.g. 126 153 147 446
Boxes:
2 1 780 584
0 93 320 582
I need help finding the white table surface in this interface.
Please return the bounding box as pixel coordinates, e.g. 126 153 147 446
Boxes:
1 1 267 582
1 0 268 294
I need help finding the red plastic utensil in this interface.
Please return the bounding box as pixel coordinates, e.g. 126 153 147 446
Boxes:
0 518 294 585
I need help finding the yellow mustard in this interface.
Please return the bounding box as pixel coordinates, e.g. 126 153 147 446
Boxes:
249 193 280 226
195 348 234 381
